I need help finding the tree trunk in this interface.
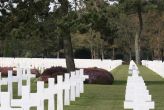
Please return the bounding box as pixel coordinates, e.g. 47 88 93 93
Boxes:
112 47 115 60
157 36 160 60
100 40 104 60
96 44 99 59
135 32 140 64
93 48 96 59
129 48 132 61
161 48 164 61
57 51 60 58
90 46 94 59
90 28 94 59
135 0 143 64
59 0 75 72
63 33 75 72
152 50 154 60
101 49 104 60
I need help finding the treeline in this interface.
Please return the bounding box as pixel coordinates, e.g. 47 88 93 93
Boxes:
0 0 164 61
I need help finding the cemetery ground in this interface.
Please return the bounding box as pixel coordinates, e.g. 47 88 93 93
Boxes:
1 65 164 110
64 65 164 110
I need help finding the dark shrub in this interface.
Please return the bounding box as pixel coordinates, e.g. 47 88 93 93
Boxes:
0 67 40 77
0 67 16 76
84 67 114 85
40 66 114 85
40 66 68 82
31 69 40 78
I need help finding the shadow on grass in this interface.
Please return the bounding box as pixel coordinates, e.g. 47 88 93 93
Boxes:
113 80 127 85
145 81 164 85
113 80 164 85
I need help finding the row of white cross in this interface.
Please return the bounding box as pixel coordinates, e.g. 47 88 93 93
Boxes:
0 68 89 110
124 60 155 110
0 68 35 98
0 57 122 71
142 60 164 78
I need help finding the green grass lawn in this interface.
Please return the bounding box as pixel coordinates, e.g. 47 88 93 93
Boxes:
1 65 164 110
65 65 129 110
65 65 164 110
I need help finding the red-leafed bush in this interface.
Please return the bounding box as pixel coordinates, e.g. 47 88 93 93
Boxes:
40 66 114 85
84 67 114 84
31 69 40 77
0 67 16 76
0 67 40 77
40 66 68 82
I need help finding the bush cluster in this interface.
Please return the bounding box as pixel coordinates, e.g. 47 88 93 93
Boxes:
40 66 114 85
0 67 16 76
40 66 68 82
0 67 40 77
84 67 114 84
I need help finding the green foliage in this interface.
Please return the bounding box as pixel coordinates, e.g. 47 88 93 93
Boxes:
0 0 59 57
0 0 164 60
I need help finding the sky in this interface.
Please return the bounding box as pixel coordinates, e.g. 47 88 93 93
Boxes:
49 0 118 12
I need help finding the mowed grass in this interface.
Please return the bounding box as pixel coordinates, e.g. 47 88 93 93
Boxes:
1 65 164 110
65 65 129 110
65 65 164 110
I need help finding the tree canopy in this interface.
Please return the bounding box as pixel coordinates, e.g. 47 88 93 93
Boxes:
0 0 164 68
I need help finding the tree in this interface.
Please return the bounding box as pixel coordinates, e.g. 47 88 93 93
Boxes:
0 0 60 57
144 8 164 60
118 0 145 64
72 28 106 59
53 0 76 72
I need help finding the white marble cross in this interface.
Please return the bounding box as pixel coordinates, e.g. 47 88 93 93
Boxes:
124 62 155 110
11 81 44 110
79 69 89 93
70 72 76 101
57 76 64 110
44 78 56 110
75 70 81 97
16 68 23 96
63 73 71 105
0 71 14 98
0 92 23 110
